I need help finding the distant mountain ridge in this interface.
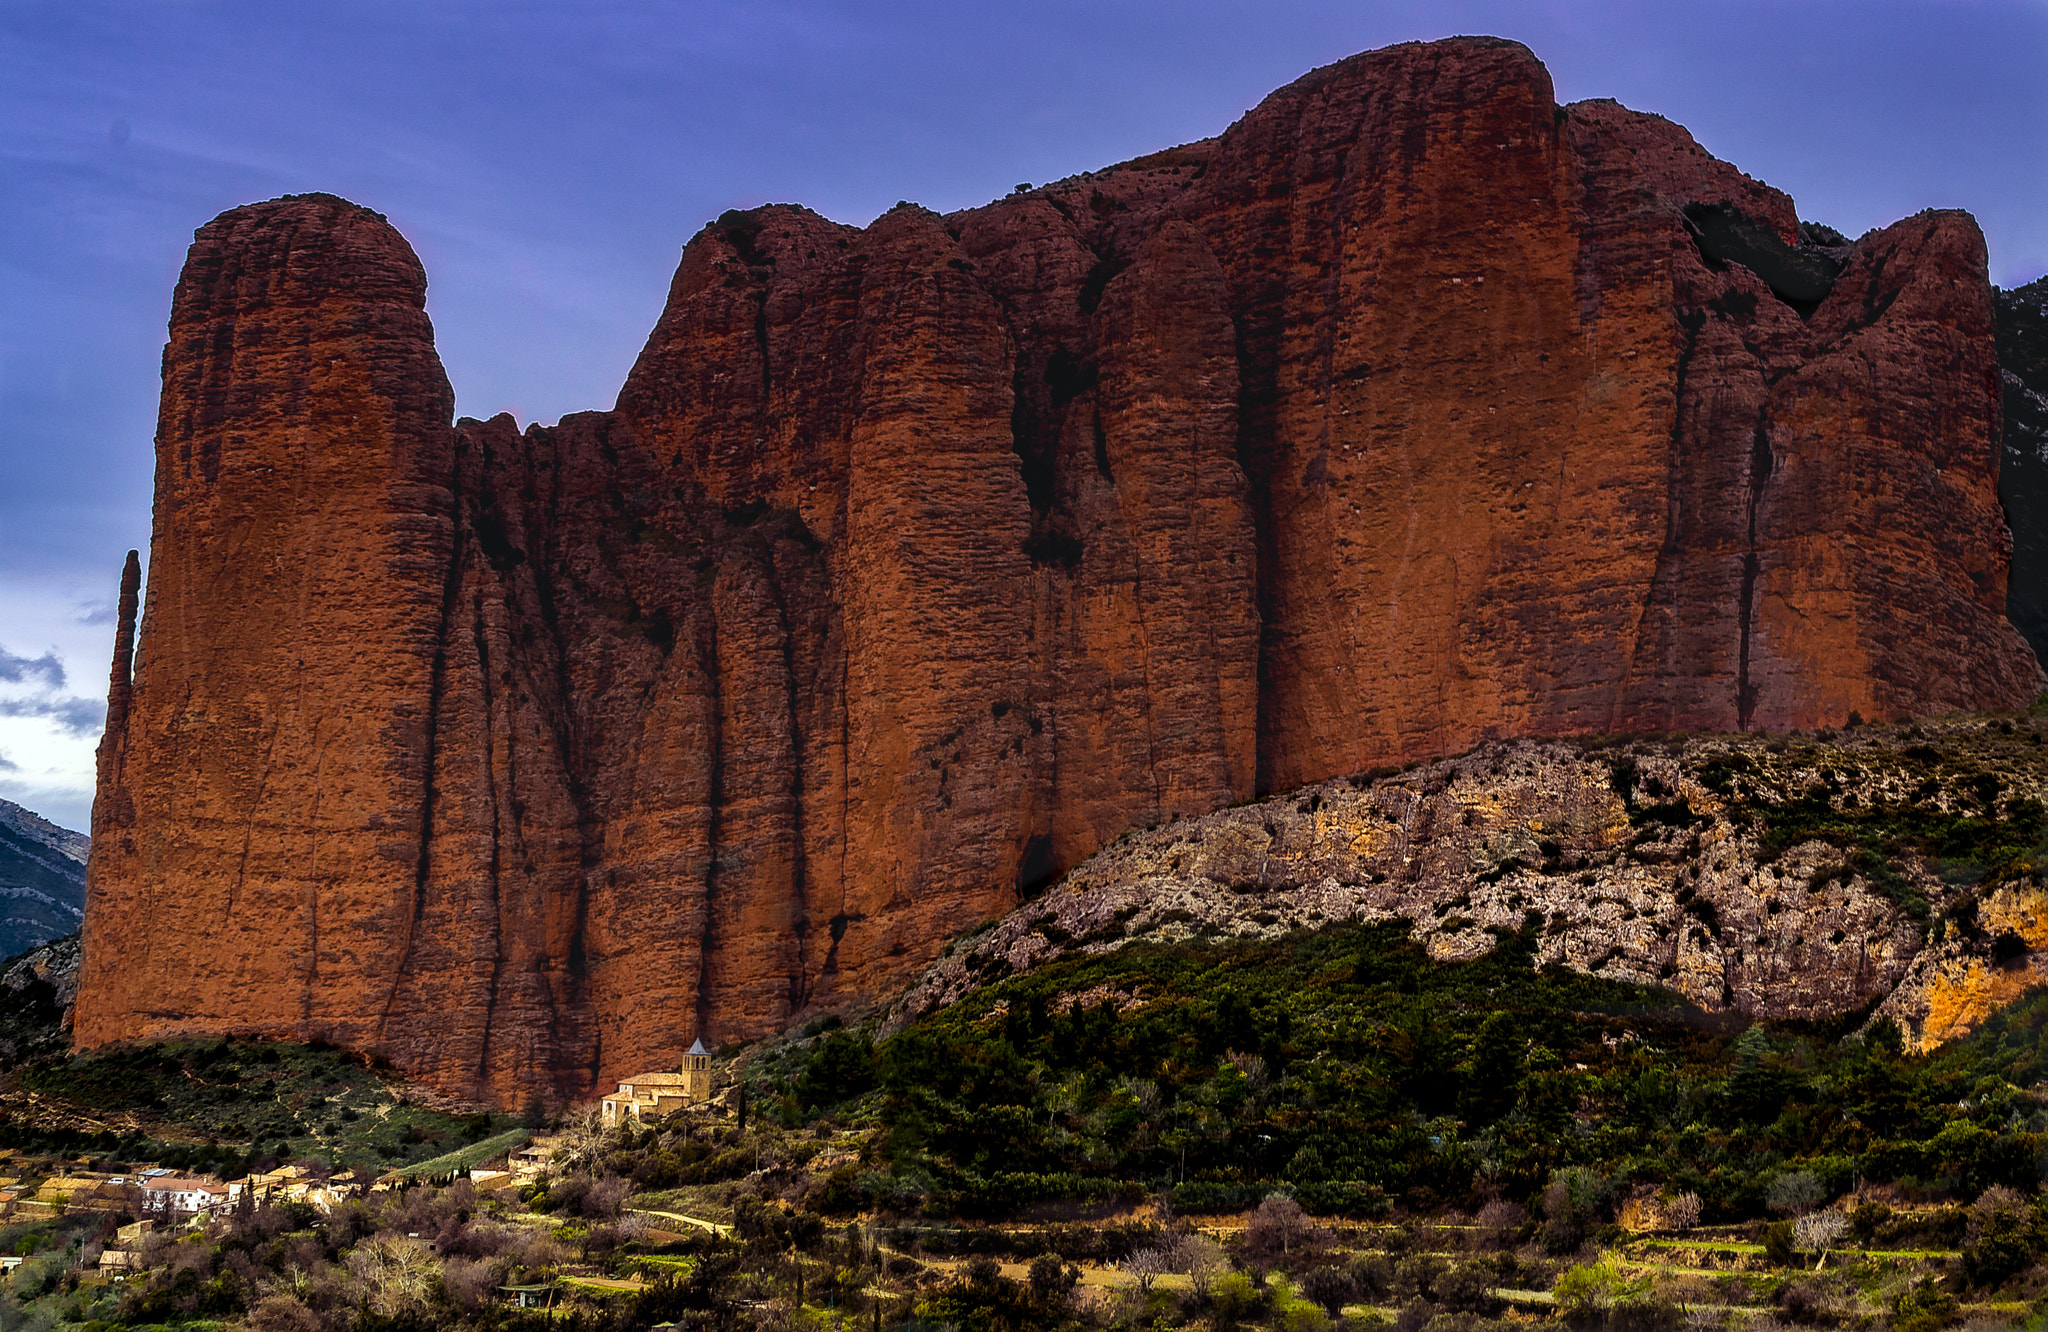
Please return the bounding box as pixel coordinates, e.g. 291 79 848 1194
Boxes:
0 799 87 959
1999 275 2048 661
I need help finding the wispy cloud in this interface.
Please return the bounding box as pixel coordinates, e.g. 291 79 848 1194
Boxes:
0 645 101 737
0 647 64 691
74 600 115 627
0 696 103 736
0 749 16 772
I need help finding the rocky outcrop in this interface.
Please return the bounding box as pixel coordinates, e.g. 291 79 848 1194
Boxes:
78 38 2040 1107
0 799 86 959
0 932 79 1063
896 720 2048 1055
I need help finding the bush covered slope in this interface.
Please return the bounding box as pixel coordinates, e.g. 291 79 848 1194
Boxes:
760 916 2048 1225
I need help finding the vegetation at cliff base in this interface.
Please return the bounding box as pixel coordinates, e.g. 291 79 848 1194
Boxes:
5 1037 515 1177
4 918 2048 1328
749 919 2048 1229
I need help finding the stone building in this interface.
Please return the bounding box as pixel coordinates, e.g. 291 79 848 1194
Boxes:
599 1039 717 1125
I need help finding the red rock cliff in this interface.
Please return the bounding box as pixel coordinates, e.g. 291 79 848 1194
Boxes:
76 38 2040 1106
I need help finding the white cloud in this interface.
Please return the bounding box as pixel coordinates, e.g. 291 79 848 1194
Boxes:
0 693 103 736
0 582 118 833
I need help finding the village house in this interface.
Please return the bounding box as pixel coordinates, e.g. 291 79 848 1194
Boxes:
322 1168 374 1199
599 1039 716 1125
238 1163 320 1204
98 1218 156 1276
466 1168 515 1192
25 1176 120 1217
140 1175 229 1216
508 1137 557 1181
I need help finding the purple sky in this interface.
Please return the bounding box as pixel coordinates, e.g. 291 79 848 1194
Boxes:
4 0 2046 831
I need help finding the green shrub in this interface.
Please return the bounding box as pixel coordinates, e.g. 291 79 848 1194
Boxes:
1963 1185 2042 1287
1894 1277 1961 1332
1554 1258 1648 1325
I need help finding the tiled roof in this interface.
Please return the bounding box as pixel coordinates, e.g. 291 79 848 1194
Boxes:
143 1177 226 1193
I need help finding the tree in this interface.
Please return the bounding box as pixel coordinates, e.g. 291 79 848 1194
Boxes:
1392 1252 1447 1302
1662 1191 1702 1233
551 1108 614 1172
1894 1277 1960 1332
1462 1010 1525 1121
1120 1245 1171 1293
1348 1252 1394 1300
1244 1195 1327 1269
1540 1167 1606 1254
1436 1262 1496 1313
1028 1253 1078 1310
1300 1266 1359 1318
1167 1233 1228 1295
1553 1258 1648 1325
345 1235 441 1321
799 1031 876 1107
1765 1170 1824 1216
1792 1209 1850 1268
1477 1198 1526 1248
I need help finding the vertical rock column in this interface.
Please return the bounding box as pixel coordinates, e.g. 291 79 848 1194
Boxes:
828 207 1041 999
1059 220 1259 836
76 196 463 1058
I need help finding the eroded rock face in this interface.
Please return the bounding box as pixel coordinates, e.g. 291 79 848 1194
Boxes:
78 38 2040 1107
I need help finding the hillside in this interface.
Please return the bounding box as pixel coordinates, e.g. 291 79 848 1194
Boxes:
0 798 85 959
0 932 521 1177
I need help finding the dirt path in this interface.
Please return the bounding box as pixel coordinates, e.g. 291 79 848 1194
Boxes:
627 1207 734 1238
563 1275 646 1292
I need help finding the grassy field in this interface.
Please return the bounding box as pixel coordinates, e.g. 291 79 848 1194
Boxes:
381 1126 531 1179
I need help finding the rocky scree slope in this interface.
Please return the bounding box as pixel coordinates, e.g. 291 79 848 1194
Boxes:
900 716 2048 1054
0 932 78 1065
79 36 2040 1108
0 799 84 959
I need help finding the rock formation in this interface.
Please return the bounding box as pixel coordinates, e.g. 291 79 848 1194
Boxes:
0 932 79 1064
895 720 2048 1055
77 37 2041 1107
